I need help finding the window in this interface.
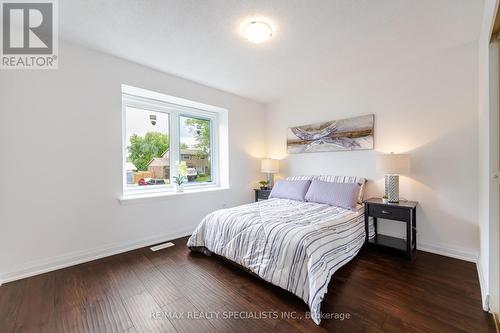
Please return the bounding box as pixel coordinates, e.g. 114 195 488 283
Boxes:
122 85 226 198
125 107 170 188
180 116 212 184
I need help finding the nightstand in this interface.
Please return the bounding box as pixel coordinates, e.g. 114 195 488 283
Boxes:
364 198 418 259
254 189 271 202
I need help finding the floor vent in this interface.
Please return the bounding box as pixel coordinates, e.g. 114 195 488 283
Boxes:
150 242 175 251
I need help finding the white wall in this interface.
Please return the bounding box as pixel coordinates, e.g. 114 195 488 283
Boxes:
265 41 479 261
0 41 266 283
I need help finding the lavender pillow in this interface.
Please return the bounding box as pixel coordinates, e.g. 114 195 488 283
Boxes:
305 180 360 210
269 180 311 201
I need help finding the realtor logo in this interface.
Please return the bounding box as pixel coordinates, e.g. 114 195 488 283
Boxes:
1 0 58 69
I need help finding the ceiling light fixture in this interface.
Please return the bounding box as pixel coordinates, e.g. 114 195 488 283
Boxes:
242 20 273 44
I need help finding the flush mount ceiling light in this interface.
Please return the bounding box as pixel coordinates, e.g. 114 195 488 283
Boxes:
242 20 273 44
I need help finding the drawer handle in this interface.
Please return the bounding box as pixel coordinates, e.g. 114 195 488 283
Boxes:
381 210 391 215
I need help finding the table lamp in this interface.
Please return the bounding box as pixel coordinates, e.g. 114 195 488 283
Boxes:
376 153 410 203
261 159 279 188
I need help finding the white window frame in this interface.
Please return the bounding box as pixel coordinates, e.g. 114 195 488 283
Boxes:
121 85 225 199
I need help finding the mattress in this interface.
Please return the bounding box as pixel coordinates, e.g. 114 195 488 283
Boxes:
187 198 374 324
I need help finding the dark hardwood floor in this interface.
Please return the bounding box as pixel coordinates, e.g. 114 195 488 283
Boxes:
0 236 495 333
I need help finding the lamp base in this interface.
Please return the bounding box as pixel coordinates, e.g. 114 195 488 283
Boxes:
267 173 274 188
385 174 399 203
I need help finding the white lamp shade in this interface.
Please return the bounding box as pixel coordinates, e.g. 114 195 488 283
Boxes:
376 153 410 174
261 159 279 173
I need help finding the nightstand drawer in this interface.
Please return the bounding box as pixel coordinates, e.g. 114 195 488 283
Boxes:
369 205 410 221
258 190 271 200
254 189 272 201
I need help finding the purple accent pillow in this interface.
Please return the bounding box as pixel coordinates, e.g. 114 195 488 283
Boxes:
269 180 311 201
305 180 360 210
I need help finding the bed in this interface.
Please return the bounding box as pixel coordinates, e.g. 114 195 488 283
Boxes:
187 176 374 325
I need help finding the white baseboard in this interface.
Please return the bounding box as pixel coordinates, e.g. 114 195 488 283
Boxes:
0 227 194 285
476 257 490 311
417 241 478 262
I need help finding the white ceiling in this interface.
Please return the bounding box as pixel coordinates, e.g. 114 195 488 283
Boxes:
60 0 484 104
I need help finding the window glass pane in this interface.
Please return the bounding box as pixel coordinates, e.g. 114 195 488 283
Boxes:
125 107 169 188
179 115 212 183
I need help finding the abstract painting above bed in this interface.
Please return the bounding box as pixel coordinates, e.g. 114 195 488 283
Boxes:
287 114 374 153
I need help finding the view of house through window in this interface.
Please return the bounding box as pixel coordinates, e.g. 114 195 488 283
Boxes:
180 116 212 183
125 107 170 188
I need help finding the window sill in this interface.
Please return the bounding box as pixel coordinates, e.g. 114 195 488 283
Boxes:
118 185 230 205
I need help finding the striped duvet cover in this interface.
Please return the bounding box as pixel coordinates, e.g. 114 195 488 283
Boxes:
187 198 374 324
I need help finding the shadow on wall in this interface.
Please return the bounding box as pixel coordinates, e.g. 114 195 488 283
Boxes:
403 123 478 247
